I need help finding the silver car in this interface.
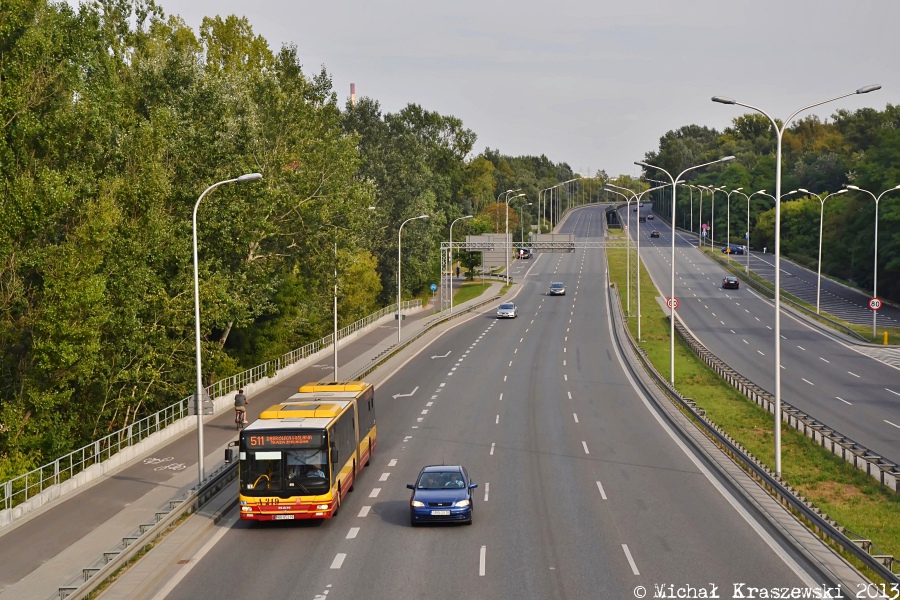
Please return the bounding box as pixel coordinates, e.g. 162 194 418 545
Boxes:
549 282 566 296
497 302 518 318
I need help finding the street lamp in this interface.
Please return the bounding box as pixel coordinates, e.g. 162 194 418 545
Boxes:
798 188 848 313
724 187 744 258
505 192 525 285
607 183 670 340
398 214 429 345
713 83 881 477
518 202 533 243
699 185 722 248
192 172 262 484
846 183 900 336
635 156 736 385
605 187 634 315
449 215 473 315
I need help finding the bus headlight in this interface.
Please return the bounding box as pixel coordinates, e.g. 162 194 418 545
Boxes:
241 506 253 512
411 500 425 508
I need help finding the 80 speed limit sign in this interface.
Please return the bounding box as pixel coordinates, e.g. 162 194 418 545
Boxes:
666 297 679 310
869 297 882 311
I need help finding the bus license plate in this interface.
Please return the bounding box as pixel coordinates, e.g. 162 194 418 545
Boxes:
430 510 450 516
275 514 295 520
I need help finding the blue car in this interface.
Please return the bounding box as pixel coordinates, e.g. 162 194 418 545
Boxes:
407 465 477 526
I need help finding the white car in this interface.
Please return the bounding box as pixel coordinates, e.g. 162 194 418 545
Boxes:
497 303 518 318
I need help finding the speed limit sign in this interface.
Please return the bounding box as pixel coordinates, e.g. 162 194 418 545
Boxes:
666 297 679 310
869 297 882 311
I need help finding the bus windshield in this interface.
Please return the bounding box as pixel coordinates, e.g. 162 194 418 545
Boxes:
240 432 329 497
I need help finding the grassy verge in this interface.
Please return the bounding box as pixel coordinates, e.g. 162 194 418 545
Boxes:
607 246 900 581
452 281 493 305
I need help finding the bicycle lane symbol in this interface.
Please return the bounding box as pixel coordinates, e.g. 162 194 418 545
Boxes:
143 456 173 465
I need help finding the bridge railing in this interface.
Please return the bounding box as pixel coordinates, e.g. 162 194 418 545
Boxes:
1 300 421 512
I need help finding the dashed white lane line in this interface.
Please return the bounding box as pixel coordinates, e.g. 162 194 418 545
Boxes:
564 374 568 381
379 472 390 481
331 554 347 569
499 393 503 401
582 441 590 454
836 397 852 406
596 481 607 499
495 415 500 424
802 379 814 386
426 402 433 407
622 544 640 575
819 357 830 363
567 391 572 399
509 361 513 366
484 482 490 502
479 546 487 576
347 527 360 539
573 413 579 423
388 459 397 467
887 388 900 397
757 350 765 356
421 409 428 414
797 346 806 351
369 488 381 498
848 372 860 378
358 506 371 517
490 443 495 456
885 420 900 429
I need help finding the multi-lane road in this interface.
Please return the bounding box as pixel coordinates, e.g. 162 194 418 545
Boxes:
155 208 833 599
621 204 900 467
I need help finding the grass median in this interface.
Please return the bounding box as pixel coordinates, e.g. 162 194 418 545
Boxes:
607 242 900 582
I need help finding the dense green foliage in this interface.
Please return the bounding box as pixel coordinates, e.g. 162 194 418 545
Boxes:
637 107 900 299
0 0 581 475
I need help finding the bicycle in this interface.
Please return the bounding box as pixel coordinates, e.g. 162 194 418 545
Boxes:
235 408 247 431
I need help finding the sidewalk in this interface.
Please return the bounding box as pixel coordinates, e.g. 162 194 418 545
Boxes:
0 282 505 600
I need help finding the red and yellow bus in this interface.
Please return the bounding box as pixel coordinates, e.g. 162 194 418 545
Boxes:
236 381 376 521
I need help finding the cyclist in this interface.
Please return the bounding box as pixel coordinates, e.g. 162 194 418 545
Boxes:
234 389 249 425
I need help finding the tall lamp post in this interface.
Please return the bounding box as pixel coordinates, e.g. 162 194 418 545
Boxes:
846 184 900 336
798 188 848 313
518 202 532 242
505 192 525 285
193 172 263 485
606 187 634 315
398 215 429 345
636 157 736 385
607 183 670 340
724 187 744 258
713 84 881 477
449 215 473 314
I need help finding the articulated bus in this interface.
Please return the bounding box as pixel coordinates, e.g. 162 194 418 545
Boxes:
235 381 376 521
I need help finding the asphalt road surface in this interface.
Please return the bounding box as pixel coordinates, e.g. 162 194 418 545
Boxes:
159 208 825 600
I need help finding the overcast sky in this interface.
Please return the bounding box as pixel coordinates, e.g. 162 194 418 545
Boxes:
146 0 896 178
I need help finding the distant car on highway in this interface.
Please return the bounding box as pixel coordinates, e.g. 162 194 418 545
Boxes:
722 276 740 290
549 282 566 296
721 244 744 255
407 465 477 526
650 230 660 238
497 302 518 318
647 214 654 220
518 248 532 259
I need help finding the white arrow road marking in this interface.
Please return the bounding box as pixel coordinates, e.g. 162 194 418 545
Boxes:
392 386 420 399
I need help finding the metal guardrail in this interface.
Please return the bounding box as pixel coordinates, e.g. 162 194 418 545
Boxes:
1 300 421 512
606 280 898 583
59 459 239 599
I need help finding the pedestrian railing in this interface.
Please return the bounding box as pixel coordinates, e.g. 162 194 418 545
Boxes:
1 300 420 512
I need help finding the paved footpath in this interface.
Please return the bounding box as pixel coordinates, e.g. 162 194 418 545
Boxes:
0 282 504 600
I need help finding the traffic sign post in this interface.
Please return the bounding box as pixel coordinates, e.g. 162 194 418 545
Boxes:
666 297 678 310
869 297 882 311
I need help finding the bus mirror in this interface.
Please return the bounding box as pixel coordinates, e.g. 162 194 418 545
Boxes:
330 447 339 465
225 448 234 463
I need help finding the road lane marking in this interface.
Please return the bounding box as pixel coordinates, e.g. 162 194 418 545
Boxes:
484 482 489 502
582 441 590 454
347 527 359 539
573 413 579 423
819 357 829 363
496 415 499 424
886 420 900 429
567 391 572 399
802 379 814 386
848 372 860 378
379 473 390 481
887 389 900 397
358 506 370 517
499 393 503 401
388 459 397 467
797 346 806 351
836 397 852 406
369 488 381 498
421 409 428 414
480 546 487 576
331 554 346 569
596 481 607 499
622 544 640 575
490 443 495 455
